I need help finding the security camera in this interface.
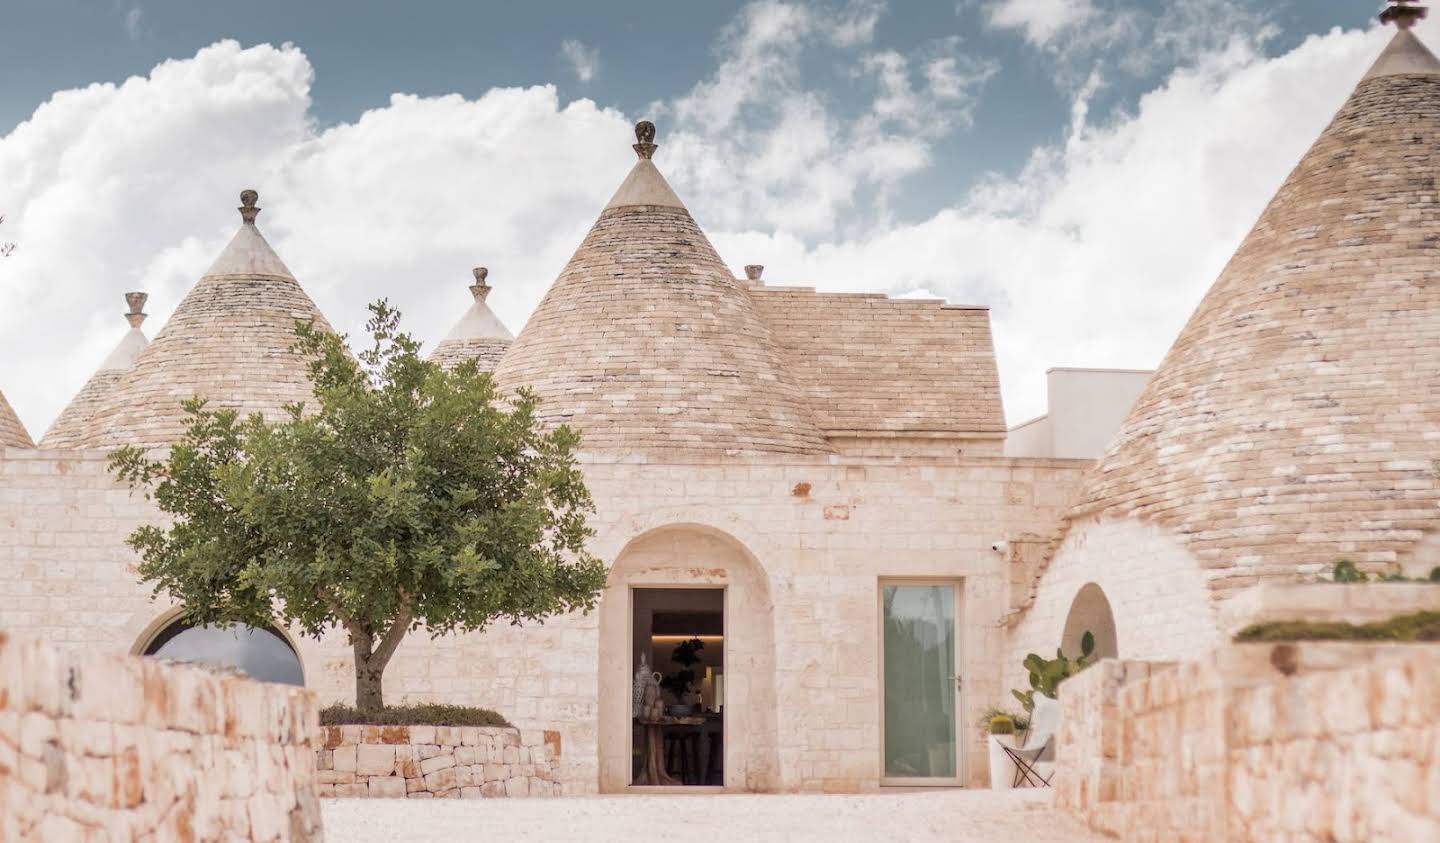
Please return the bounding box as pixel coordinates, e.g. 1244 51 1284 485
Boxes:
990 540 1009 554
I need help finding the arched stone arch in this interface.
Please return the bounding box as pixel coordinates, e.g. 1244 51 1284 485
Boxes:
1060 582 1118 660
131 606 307 686
596 523 778 792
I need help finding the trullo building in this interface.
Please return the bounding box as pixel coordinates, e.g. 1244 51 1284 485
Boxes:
1 17 1437 796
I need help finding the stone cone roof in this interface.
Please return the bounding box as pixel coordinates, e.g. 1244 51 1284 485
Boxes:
0 389 34 449
79 191 333 450
42 293 151 448
492 123 829 455
1071 26 1440 590
430 267 513 371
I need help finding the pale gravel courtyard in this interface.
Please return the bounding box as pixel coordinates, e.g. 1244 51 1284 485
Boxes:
321 790 1110 842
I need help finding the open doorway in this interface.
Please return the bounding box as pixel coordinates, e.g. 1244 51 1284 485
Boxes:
631 587 724 787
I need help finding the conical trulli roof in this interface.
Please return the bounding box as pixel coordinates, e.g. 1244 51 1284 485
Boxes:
492 122 829 455
1072 17 1440 589
81 190 333 450
429 267 513 371
0 389 34 449
42 293 151 448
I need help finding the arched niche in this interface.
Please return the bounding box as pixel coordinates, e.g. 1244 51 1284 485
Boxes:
596 523 777 792
1060 582 1118 661
134 611 306 686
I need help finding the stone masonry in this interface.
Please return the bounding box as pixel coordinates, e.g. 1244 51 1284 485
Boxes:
0 628 322 842
315 725 560 799
1056 642 1440 842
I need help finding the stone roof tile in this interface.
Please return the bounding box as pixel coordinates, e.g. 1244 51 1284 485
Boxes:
429 267 513 372
42 293 150 448
1070 25 1440 592
0 389 33 449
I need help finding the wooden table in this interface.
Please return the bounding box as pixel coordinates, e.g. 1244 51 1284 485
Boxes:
633 715 705 786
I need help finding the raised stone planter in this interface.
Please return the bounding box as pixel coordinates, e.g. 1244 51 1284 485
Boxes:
1218 581 1440 636
316 725 562 799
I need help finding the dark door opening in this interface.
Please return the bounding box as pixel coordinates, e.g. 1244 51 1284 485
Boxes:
631 587 724 786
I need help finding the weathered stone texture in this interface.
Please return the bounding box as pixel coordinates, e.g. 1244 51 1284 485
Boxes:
314 726 560 799
1067 64 1440 595
747 286 1005 444
1057 643 1440 842
0 628 322 841
75 221 333 451
493 201 831 455
0 390 33 450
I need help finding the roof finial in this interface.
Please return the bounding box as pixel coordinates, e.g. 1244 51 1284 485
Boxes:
633 120 658 160
124 291 148 329
469 266 492 301
238 189 260 224
744 264 765 282
1381 1 1427 29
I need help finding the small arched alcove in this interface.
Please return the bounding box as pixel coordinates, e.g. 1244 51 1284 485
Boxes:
134 611 305 686
1060 582 1118 661
596 523 777 792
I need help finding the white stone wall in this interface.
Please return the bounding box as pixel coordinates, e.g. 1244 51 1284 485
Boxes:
1005 516 1222 697
316 725 560 799
0 447 1089 793
0 627 321 842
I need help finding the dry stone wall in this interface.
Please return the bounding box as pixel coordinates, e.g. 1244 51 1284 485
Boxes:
0 628 321 842
1056 643 1440 843
316 725 560 799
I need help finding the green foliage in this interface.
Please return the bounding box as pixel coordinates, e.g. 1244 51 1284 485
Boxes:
660 637 705 703
1331 559 1368 583
975 705 1030 734
110 301 607 711
1430 567 1440 583
319 703 510 727
1235 611 1440 643
1010 629 1097 713
988 714 1015 735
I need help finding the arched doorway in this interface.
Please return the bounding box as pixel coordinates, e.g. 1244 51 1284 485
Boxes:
596 524 777 792
1060 582 1118 660
137 615 305 686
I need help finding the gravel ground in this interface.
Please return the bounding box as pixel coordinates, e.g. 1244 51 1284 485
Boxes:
321 790 1109 842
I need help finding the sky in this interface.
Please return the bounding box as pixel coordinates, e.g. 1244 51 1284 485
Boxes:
0 0 1416 436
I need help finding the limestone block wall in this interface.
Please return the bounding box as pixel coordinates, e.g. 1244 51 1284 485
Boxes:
1004 516 1223 697
0 628 321 842
315 725 560 799
1056 643 1440 843
0 447 1089 793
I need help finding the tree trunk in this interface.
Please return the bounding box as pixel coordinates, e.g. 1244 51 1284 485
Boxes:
349 609 411 714
354 644 386 712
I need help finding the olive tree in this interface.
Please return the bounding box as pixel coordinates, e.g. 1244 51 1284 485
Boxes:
111 302 606 711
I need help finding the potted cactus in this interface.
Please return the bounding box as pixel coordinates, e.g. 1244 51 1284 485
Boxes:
986 713 1018 789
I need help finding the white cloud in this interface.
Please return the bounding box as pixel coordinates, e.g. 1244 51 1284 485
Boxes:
559 39 600 83
985 0 1097 48
0 3 1418 440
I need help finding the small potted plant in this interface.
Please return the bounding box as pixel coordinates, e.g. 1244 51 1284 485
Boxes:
659 637 705 715
986 713 1018 790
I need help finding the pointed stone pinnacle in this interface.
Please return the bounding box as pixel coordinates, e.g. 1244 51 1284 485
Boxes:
1381 1 1427 29
470 267 492 301
124 292 148 328
239 189 260 224
744 265 765 282
633 120 658 160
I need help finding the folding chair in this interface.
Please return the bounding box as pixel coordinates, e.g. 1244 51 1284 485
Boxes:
1004 694 1058 787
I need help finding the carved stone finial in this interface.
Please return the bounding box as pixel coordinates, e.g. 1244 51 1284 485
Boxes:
124 292 148 328
744 264 765 282
633 120 658 160
238 189 260 224
1381 1 1427 29
469 266 491 301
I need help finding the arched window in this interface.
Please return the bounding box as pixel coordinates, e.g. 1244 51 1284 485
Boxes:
1061 583 1119 661
142 619 304 686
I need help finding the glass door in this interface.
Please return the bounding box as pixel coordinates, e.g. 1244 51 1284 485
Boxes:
879 581 961 786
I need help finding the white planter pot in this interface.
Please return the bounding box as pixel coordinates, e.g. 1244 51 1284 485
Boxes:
987 734 1017 790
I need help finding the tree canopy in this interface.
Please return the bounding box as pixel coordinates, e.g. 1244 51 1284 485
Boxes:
111 301 606 710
